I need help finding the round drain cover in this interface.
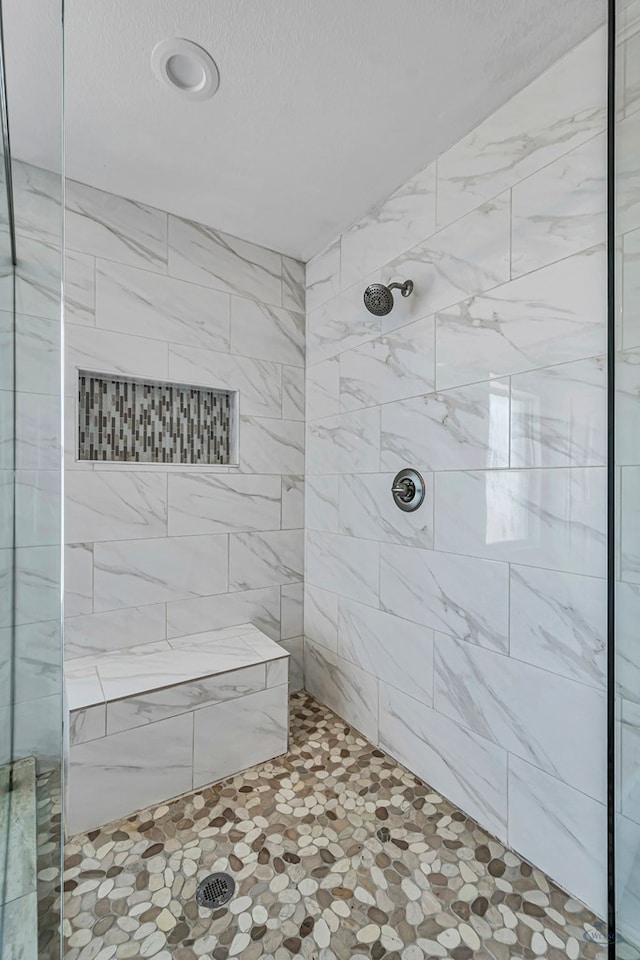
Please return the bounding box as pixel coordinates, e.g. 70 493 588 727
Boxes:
196 872 236 909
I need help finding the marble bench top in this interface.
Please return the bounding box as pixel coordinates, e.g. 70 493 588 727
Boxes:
65 623 288 711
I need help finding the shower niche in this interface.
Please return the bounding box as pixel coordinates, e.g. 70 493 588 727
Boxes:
77 370 239 465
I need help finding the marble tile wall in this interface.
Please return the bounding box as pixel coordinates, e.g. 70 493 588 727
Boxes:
19 163 308 689
304 25 609 917
616 0 640 949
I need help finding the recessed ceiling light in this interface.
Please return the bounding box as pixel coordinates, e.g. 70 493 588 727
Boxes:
151 39 220 101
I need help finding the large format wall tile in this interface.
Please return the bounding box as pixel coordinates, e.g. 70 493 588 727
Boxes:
306 531 379 607
96 259 231 352
435 245 607 390
168 216 282 306
380 543 509 653
381 379 509 473
339 473 433 549
306 358 340 422
379 682 508 841
304 584 338 653
306 238 340 313
340 163 437 290
166 586 281 642
229 530 303 591
239 417 304 475
66 472 167 543
306 475 340 533
65 324 169 397
168 344 281 418
306 408 380 475
305 640 378 743
339 316 435 411
434 467 607 577
168 474 281 536
65 604 167 659
94 535 229 610
510 565 607 689
434 634 606 801
230 298 304 368
338 598 434 706
508 755 607 918
307 274 382 365
436 28 606 227
66 179 168 274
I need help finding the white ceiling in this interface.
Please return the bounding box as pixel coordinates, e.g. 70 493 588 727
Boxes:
5 0 606 260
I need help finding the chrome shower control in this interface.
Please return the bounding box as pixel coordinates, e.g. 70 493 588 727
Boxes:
391 469 426 512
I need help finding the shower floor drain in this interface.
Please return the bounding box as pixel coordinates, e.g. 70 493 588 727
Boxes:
196 872 236 909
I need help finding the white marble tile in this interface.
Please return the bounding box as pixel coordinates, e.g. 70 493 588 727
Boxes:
282 365 305 421
229 530 303 590
618 106 640 236
281 475 304 530
437 28 607 227
616 349 640 465
68 713 193 834
166 586 281 643
15 392 60 471
10 160 61 244
66 179 168 273
14 237 61 321
618 581 640 704
306 474 339 533
306 531 379 607
622 699 640 825
436 245 607 390
339 473 433 549
65 250 95 327
305 639 378 743
239 417 304 475
338 597 433 706
339 316 435 412
280 637 304 692
511 356 607 467
379 194 511 333
511 132 606 277
8 619 61 706
15 314 60 396
96 259 231 352
70 704 106 746
435 634 606 802
65 323 169 397
340 162 437 289
94 534 228 611
267 656 289 688
12 546 60 628
193 685 288 788
234 626 291 663
622 467 640 583
380 543 509 653
435 467 607 577
306 358 340 422
1 892 38 960
231 297 304 368
168 343 280 419
304 583 338 653
15 470 60 548
106 663 267 735
306 408 380 475
66 471 167 543
621 16 640 118
306 237 340 313
64 661 104 711
282 256 305 313
281 582 304 639
381 379 509 473
510 565 607 689
379 681 508 840
307 273 382 366
64 542 93 617
622 228 640 350
0 758 36 903
65 604 167 659
12 694 62 770
508 754 607 918
168 473 280 536
617 814 640 948
168 215 282 306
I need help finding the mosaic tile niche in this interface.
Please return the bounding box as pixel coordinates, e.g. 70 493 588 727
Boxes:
77 371 236 464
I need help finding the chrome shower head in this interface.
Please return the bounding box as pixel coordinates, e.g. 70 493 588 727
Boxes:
363 279 414 316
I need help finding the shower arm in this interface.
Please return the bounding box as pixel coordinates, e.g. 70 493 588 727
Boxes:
386 280 414 297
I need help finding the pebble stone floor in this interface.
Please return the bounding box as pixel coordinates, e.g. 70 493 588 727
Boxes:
63 692 618 960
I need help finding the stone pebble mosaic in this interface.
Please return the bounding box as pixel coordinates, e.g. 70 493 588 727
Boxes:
61 692 625 960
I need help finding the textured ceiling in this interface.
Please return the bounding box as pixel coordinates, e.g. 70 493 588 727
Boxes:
4 0 606 259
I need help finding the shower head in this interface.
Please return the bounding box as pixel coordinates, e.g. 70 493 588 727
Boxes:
363 279 414 316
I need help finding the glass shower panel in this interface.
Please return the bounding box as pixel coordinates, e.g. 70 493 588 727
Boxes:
615 0 640 955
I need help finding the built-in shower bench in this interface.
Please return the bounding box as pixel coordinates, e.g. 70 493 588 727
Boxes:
64 623 289 835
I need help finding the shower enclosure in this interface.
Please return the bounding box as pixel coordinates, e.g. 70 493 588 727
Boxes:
0 0 64 957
